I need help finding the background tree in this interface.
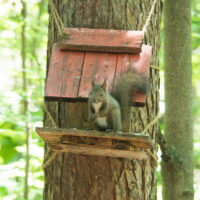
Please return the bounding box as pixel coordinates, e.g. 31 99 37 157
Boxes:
44 0 161 199
161 0 193 199
20 1 30 199
0 1 47 199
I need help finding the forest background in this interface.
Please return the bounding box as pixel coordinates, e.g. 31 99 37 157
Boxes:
0 0 199 199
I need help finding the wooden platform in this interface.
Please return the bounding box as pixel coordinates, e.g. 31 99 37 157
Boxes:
36 127 154 159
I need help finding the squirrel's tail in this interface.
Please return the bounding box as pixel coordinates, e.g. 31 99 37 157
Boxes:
112 70 148 131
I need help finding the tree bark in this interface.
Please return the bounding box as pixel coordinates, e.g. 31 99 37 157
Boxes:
44 0 161 199
162 0 193 199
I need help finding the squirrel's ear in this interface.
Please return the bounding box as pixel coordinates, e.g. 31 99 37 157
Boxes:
102 80 107 90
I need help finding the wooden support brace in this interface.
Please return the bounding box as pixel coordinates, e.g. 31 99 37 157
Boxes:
49 143 148 160
36 127 154 159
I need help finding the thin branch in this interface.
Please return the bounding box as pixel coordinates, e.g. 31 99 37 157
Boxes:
21 1 29 199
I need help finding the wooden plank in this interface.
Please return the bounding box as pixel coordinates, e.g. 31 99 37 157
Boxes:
114 54 140 86
61 136 151 149
60 51 84 98
132 45 152 104
45 44 84 98
61 136 113 147
45 44 65 97
36 127 154 148
78 52 117 97
61 139 118 149
45 44 151 103
134 45 152 76
49 143 148 160
59 28 144 54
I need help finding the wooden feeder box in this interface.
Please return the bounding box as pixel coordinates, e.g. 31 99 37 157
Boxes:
36 128 154 159
45 28 152 106
37 28 153 159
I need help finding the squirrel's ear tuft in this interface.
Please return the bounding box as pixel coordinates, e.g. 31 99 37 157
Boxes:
102 80 107 90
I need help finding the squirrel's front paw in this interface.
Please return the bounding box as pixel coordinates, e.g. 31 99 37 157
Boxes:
88 113 98 121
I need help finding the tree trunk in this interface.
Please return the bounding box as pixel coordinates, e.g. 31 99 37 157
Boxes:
162 0 193 199
44 1 161 200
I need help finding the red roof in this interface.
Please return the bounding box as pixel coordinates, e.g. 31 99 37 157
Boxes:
45 28 152 106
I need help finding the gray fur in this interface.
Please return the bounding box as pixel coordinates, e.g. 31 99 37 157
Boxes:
88 84 122 132
88 70 147 132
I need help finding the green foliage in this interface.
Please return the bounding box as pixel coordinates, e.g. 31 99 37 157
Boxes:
0 0 47 199
192 0 200 86
192 0 200 49
192 1 200 184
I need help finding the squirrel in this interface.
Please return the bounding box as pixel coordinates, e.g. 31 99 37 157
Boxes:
88 70 147 132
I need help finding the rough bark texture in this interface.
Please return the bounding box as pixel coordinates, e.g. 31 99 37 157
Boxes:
162 0 193 199
44 1 161 200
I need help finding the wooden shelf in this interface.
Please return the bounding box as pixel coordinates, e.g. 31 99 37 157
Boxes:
36 127 154 159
